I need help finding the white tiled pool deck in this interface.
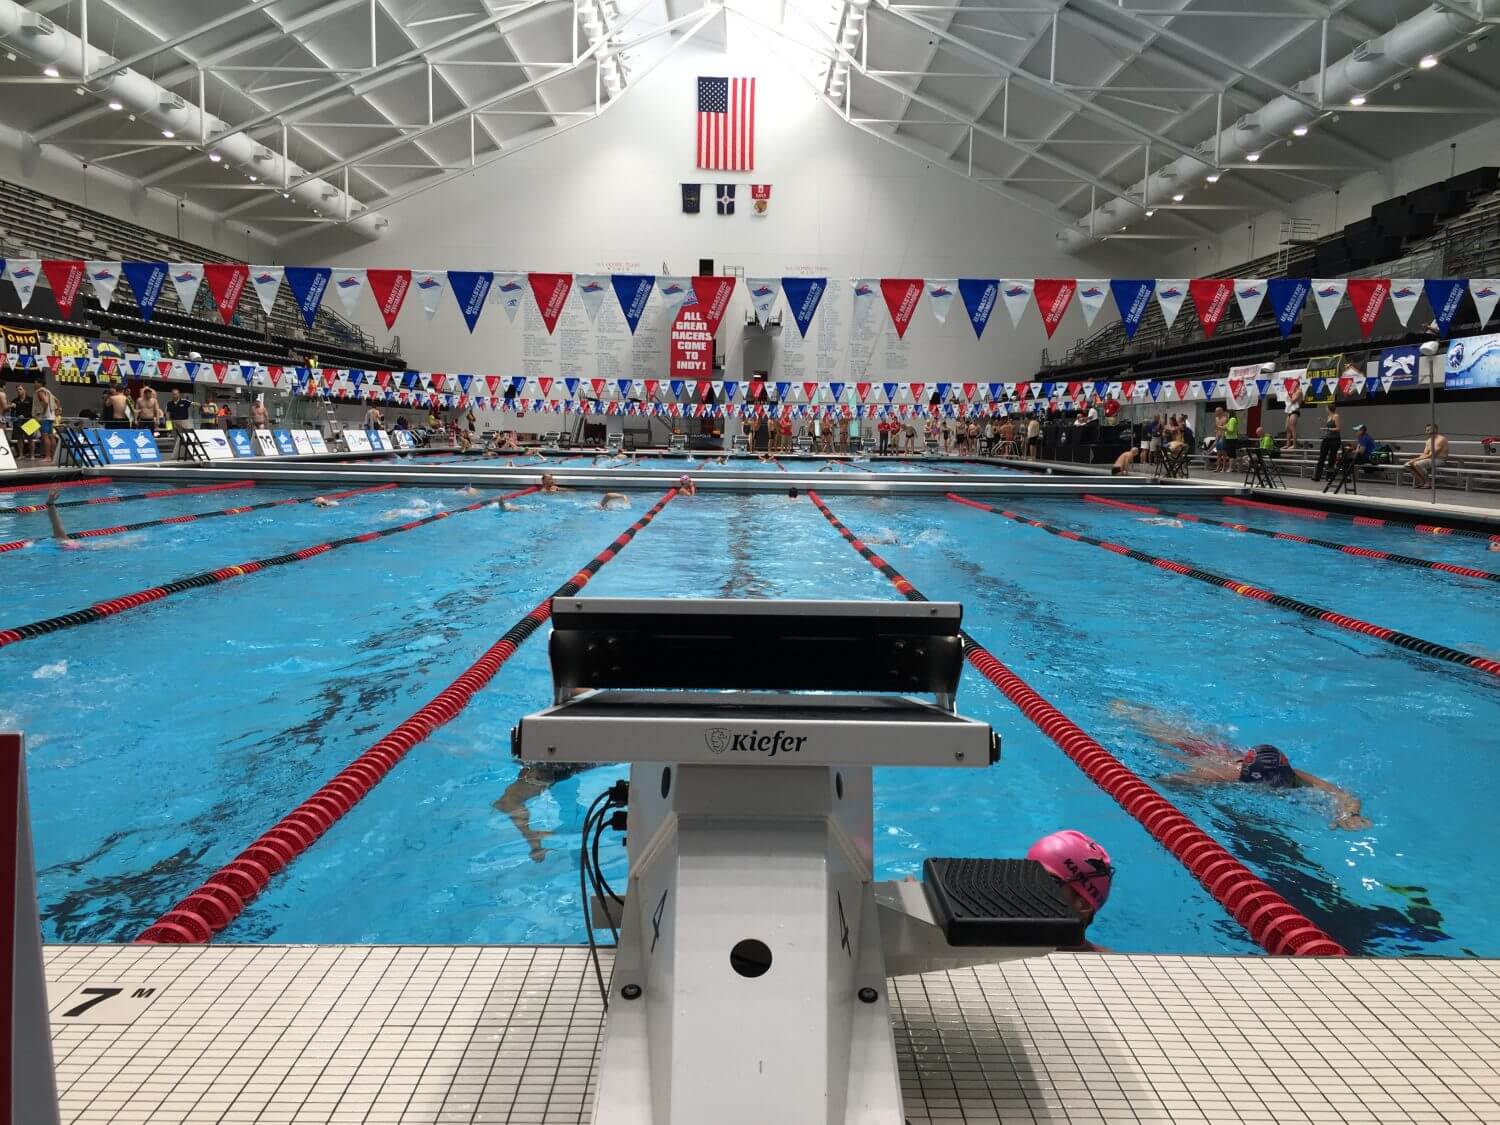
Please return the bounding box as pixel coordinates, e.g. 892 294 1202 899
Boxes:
43 944 1500 1124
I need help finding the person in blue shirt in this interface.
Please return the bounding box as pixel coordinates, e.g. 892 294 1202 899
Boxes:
1352 423 1376 465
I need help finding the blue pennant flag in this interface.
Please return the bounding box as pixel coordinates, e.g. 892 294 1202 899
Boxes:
1424 279 1468 337
936 382 951 400
128 359 144 379
510 377 526 394
184 362 200 383
1110 280 1154 339
401 372 418 389
775 382 790 399
618 379 632 398
829 382 844 401
670 380 685 397
1255 378 1270 397
564 378 579 397
781 277 827 338
241 363 258 383
1094 381 1109 398
447 271 492 333
611 274 655 335
457 375 473 394
1202 379 1217 399
349 370 364 388
883 382 898 401
723 380 738 400
1309 378 1325 397
989 382 1003 400
1147 380 1161 401
285 267 331 329
1041 382 1055 399
1266 278 1309 337
121 261 167 322
958 279 999 339
295 367 311 387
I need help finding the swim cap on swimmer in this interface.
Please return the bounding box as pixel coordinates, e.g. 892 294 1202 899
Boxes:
1027 829 1113 909
679 474 691 484
1239 744 1296 788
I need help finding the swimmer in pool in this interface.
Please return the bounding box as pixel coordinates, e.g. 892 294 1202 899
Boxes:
598 492 629 509
44 488 82 549
1028 829 1113 950
1112 701 1370 830
539 473 562 493
495 761 596 862
787 487 800 500
457 484 480 496
311 495 339 507
677 475 697 496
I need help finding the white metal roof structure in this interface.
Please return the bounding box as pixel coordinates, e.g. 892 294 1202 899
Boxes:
1 0 1497 249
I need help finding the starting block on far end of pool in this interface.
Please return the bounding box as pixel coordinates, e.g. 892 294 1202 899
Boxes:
512 599 1088 1125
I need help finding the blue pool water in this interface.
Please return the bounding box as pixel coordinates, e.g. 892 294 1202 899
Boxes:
1 480 1496 955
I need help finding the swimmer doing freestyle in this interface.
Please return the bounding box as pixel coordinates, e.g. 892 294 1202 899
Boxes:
1112 700 1370 830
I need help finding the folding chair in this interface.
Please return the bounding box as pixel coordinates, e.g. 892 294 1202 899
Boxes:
1323 449 1359 495
1154 445 1189 480
667 432 687 452
1241 447 1285 490
731 435 748 453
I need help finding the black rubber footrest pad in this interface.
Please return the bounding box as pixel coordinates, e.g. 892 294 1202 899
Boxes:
921 858 1086 948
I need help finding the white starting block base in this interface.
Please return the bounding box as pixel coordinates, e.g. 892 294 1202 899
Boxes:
44 944 1500 1124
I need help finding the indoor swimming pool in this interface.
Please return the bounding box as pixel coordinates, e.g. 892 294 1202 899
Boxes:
2 476 1496 957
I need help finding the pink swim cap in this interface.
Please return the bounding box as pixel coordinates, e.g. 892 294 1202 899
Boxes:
1027 830 1113 910
679 475 691 484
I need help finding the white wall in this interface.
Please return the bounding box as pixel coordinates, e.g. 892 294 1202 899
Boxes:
290 37 1140 398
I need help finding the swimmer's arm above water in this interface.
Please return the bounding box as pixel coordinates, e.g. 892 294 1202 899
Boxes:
1293 769 1371 831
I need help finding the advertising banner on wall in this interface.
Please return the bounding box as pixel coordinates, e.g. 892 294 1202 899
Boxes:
1444 333 1500 390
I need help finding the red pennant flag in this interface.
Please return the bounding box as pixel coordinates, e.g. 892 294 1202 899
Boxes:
962 383 976 399
645 379 659 398
268 366 283 386
697 380 712 398
528 272 573 335
41 260 86 318
803 382 817 401
910 383 925 400
1188 278 1235 338
1013 382 1030 400
203 263 248 324
430 373 446 391
1121 381 1136 399
880 278 923 339
365 269 411 330
1066 382 1081 398
1175 379 1189 400
375 370 391 387
591 378 606 397
1229 378 1246 401
323 368 339 386
46 355 61 373
856 382 871 401
1033 279 1077 338
1346 278 1390 338
1338 376 1354 396
157 360 173 378
485 376 500 394
213 363 227 384
538 377 553 396
690 276 736 335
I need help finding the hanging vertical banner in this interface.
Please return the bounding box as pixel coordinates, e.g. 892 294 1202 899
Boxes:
575 274 610 323
203 263 248 323
1074 280 1108 328
121 261 166 322
998 279 1034 328
528 272 574 335
611 274 656 334
492 272 526 322
412 270 446 319
750 184 772 215
958 279 998 339
247 266 284 317
1387 279 1423 327
1471 280 1500 330
1109 280 1153 339
1033 278 1076 338
285 267 330 328
1425 278 1467 336
365 269 411 330
781 277 826 338
447 270 493 333
1310 278 1347 329
880 278 923 339
681 183 701 214
3 259 40 309
1154 279 1188 329
41 260 85 318
851 278 879 322
690 275 736 334
1233 278 1267 326
925 280 958 325
1265 277 1309 337
657 276 695 312
167 261 204 313
1187 278 1233 338
85 261 122 310
1346 277 1390 337
746 277 781 327
670 307 715 380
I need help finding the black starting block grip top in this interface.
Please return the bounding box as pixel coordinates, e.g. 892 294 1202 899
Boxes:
921 858 1086 948
548 598 964 701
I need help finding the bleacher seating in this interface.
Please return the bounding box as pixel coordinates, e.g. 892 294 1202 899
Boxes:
0 177 405 373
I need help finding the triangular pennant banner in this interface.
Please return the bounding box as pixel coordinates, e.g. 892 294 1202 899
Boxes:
412 270 446 319
85 261 122 310
4 259 40 309
1188 278 1234 338
366 269 410 330
1110 280 1153 339
998 279 1034 328
1075 280 1108 328
782 277 826 338
1154 279 1188 329
1471 279 1500 330
852 278 879 323
1311 279 1347 329
1267 278 1309 337
1425 279 1467 337
168 262 204 314
950 279 995 340
285 267 330 329
880 279 923 339
529 272 573 335
203 263 248 323
448 270 493 333
746 277 781 327
1033 279 1076 338
42 260 86 318
1347 278 1390 338
122 261 167 322
926 279 958 325
1388 279 1423 327
612 275 655 334
691 275 736 335
1233 279 1266 326
488 272 523 322
574 274 610 323
657 276 695 312
248 265 284 317
327 268 365 317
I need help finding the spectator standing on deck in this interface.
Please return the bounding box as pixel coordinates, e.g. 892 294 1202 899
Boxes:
1312 403 1342 482
1408 423 1449 489
249 397 271 429
33 382 59 463
135 387 164 431
1025 413 1041 460
1213 408 1230 472
1282 382 1303 450
166 387 194 430
11 384 34 459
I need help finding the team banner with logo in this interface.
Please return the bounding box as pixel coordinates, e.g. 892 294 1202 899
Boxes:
447 270 493 333
4 260 40 309
1110 280 1153 338
925 280 957 325
1187 277 1233 338
746 277 781 327
1425 278 1467 337
528 272 573 335
959 279 999 339
203 263 248 323
1378 344 1420 390
285 266 331 328
85 261 122 311
1311 279 1347 329
782 277 826 338
1387 279 1423 327
328 268 366 317
1233 279 1266 326
1075 280 1108 328
1346 277 1389 338
122 261 166 322
42 260 86 318
1444 332 1500 390
880 278 923 339
612 275 655 334
1267 278 1309 337
998 279 1033 328
1470 279 1500 330
248 266 284 317
691 275 737 335
412 270 446 319
657 276 695 313
1154 279 1188 329
575 274 611 323
1033 279 1075 338
366 268 411 330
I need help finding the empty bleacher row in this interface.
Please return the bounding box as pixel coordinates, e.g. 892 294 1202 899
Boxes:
0 177 404 373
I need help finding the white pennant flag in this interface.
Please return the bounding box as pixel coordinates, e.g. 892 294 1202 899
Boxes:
4 260 40 309
999 279 1034 327
1154 279 1188 329
746 277 782 327
493 272 526 321
1233 278 1267 325
85 261 122 310
412 270 445 319
329 268 366 317
168 262 204 313
1470 279 1500 330
1387 279 1423 327
248 266 284 317
1075 280 1109 328
926 279 958 325
852 278 879 322
1311 278 1347 329
656 276 694 313
575 274 610 323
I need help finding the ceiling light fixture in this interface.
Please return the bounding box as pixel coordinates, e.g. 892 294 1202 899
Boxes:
1292 123 1308 136
161 128 175 138
1205 172 1221 182
248 174 258 182
108 100 123 111
43 64 60 78
1418 54 1438 69
1348 93 1366 106
1245 152 1261 162
1145 209 1155 218
1171 192 1185 202
208 151 222 163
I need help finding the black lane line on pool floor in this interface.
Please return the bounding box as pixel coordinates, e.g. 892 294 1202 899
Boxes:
0 486 540 650
803 489 1343 957
0 483 400 554
137 487 681 943
1083 494 1500 584
948 493 1500 681
0 479 256 516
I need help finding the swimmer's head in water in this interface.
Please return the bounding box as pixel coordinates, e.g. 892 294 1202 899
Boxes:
1239 744 1297 788
541 473 556 489
787 487 799 499
1027 829 1113 914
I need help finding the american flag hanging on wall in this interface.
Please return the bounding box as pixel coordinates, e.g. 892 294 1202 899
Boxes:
697 76 755 171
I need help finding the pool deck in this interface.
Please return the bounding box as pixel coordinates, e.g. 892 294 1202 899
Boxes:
45 944 1500 1124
